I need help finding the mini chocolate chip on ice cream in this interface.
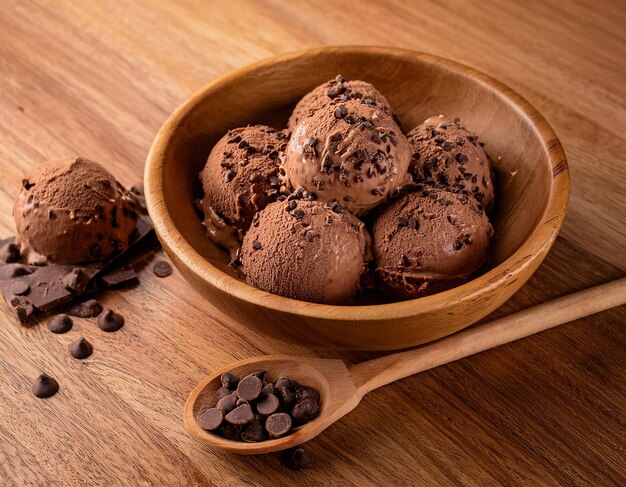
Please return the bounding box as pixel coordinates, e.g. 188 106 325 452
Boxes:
373 186 493 299
288 75 393 132
13 157 140 265
196 75 496 303
240 199 371 304
285 99 411 216
198 125 289 260
197 371 320 443
407 115 495 210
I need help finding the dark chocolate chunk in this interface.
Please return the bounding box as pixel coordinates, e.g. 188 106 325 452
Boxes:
69 299 102 318
152 260 172 278
241 422 267 443
221 372 239 389
12 296 33 323
197 407 223 431
291 399 320 424
96 309 124 332
224 404 254 425
256 393 280 415
99 266 137 287
216 392 238 413
265 413 292 438
68 336 93 359
281 447 314 471
237 375 263 401
47 314 73 334
32 374 59 398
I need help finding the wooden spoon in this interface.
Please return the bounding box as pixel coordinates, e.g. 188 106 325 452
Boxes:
184 277 626 455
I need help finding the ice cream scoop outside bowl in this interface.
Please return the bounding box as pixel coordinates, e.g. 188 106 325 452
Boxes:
144 46 570 351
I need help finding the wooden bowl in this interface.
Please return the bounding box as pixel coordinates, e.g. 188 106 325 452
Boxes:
145 46 569 351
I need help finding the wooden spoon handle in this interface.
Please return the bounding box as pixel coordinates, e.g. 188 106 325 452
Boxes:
349 277 626 397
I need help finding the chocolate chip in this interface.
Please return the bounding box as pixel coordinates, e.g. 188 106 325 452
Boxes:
456 153 468 163
252 240 262 250
32 374 59 398
241 422 267 442
281 447 314 471
291 399 319 424
225 170 235 182
221 372 239 389
265 413 292 438
22 179 35 190
217 386 232 398
10 281 29 296
68 337 93 359
295 387 320 403
0 242 20 263
260 383 274 397
96 309 124 332
198 407 223 431
47 314 73 334
228 134 242 144
275 376 298 390
69 299 102 318
225 404 254 425
334 105 347 119
256 393 280 415
152 260 172 278
219 423 242 440
330 202 343 214
305 231 314 242
216 392 238 413
62 268 90 293
288 200 297 210
237 375 263 401
276 385 295 407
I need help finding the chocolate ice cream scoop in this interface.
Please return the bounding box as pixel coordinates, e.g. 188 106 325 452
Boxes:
198 125 289 256
285 100 411 216
240 199 371 304
373 186 493 299
288 75 393 132
407 115 495 210
13 157 140 265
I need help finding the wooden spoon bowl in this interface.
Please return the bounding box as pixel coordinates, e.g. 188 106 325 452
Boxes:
145 46 570 351
183 356 359 454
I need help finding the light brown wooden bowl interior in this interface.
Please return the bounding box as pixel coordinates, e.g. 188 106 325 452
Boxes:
145 46 570 351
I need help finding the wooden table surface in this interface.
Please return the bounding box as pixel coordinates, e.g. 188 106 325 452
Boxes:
1 1 625 485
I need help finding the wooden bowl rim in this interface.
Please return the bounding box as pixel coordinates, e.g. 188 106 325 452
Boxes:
145 45 570 321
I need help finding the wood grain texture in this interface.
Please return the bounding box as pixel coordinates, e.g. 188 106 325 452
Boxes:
0 0 624 485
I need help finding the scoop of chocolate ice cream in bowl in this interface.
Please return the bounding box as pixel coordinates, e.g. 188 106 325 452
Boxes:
145 46 569 352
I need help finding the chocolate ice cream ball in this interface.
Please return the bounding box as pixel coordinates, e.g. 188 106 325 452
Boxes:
372 186 493 299
240 200 371 304
13 157 140 265
199 125 289 236
288 75 393 132
407 115 495 210
284 100 411 216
